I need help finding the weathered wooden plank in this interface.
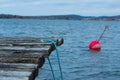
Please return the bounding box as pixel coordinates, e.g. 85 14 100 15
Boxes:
0 46 52 57
0 46 50 52
0 63 39 80
0 67 36 72
0 52 43 58
0 57 40 63
13 43 55 51
0 37 38 43
13 43 53 47
0 37 64 46
0 76 29 80
0 67 38 78
0 43 55 51
0 63 38 69
0 70 32 78
0 43 52 47
0 57 45 68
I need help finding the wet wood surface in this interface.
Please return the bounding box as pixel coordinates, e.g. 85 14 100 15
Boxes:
0 37 63 80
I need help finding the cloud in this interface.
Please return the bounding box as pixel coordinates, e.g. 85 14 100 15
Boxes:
0 0 120 16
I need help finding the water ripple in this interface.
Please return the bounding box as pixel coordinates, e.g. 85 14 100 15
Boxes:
0 20 120 80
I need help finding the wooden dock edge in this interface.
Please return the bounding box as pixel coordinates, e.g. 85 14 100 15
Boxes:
0 37 64 80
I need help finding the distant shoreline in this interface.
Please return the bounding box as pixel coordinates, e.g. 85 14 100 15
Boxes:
0 14 120 21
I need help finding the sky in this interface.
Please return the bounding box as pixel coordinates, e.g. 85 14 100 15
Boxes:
0 0 120 16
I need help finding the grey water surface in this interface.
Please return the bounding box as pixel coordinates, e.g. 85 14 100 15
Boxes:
0 19 120 80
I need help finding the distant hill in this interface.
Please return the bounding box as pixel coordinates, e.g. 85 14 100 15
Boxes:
0 14 120 21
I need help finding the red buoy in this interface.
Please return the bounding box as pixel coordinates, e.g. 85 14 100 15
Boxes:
89 40 101 51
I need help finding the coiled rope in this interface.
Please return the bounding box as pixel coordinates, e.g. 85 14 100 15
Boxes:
41 40 64 80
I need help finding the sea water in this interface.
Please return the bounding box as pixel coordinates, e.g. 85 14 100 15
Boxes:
0 19 120 80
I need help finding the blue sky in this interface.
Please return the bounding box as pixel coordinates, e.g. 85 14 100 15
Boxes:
0 0 120 16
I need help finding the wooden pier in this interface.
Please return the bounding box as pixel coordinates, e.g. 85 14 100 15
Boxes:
0 37 64 80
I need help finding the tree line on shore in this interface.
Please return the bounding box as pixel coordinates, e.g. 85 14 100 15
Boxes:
0 14 120 21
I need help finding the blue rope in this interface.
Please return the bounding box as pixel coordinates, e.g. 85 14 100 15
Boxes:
41 39 64 80
47 57 56 80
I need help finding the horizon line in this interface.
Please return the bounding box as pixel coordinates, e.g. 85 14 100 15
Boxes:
0 13 120 17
